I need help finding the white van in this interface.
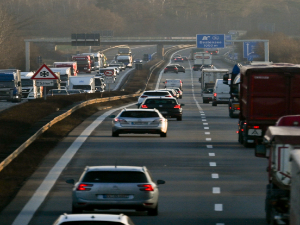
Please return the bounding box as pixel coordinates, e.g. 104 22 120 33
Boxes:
212 79 230 106
164 79 182 90
49 67 71 89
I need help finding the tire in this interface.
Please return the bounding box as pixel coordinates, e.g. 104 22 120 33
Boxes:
160 132 167 137
229 109 234 118
148 204 158 216
212 101 217 106
203 100 208 104
243 137 251 148
177 116 182 121
112 131 119 137
72 206 83 214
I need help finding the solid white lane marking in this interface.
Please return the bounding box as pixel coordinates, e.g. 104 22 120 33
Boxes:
212 173 219 178
210 162 217 166
207 145 213 148
205 132 210 135
12 104 136 225
204 127 209 129
203 123 208 125
206 138 211 141
213 187 221 194
215 204 223 211
201 113 205 116
209 153 215 156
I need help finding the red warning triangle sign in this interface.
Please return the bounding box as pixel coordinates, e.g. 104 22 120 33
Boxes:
31 64 59 79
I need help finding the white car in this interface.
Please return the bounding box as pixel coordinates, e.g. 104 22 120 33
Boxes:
53 213 135 225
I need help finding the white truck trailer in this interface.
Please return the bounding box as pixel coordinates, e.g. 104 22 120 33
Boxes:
200 69 228 103
69 76 95 93
49 67 71 89
193 52 212 71
255 115 300 225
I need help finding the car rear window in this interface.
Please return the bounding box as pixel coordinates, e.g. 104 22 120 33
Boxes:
120 111 159 118
145 99 177 104
143 92 169 96
82 171 148 183
59 222 125 225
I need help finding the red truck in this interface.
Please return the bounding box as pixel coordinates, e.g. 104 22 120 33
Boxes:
53 62 78 76
72 55 91 73
235 63 300 147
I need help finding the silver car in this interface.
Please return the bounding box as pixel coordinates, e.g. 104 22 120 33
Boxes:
111 109 168 137
66 166 165 216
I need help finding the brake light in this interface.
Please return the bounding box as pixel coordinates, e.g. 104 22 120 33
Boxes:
140 95 147 98
237 108 240 110
165 95 172 97
175 68 178 70
180 80 182 83
77 183 93 191
253 126 260 129
236 131 239 133
138 184 154 191
174 105 181 108
213 93 217 97
114 118 127 123
141 105 148 108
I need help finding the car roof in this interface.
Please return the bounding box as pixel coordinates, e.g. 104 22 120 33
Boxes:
86 166 145 172
55 213 128 224
145 97 177 100
143 90 169 93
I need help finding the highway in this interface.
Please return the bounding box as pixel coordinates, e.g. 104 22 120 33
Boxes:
0 48 268 225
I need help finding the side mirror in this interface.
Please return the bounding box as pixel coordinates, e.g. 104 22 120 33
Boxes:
109 115 116 118
157 180 165 185
223 73 229 85
255 145 267 158
66 179 75 185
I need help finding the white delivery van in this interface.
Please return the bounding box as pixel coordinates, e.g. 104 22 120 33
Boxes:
164 79 182 90
212 79 230 106
69 76 95 93
20 72 42 100
116 55 133 68
49 67 71 89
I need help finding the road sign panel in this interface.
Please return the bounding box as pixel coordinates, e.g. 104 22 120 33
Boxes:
36 80 54 86
105 78 114 84
196 34 225 48
104 70 114 76
243 42 260 59
225 35 232 46
31 64 59 79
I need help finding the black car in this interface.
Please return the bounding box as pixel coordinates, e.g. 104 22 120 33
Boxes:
164 65 178 73
192 64 202 71
176 65 185 73
140 97 184 121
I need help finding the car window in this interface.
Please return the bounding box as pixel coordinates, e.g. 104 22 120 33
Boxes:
143 92 169 96
120 111 159 118
145 99 177 104
82 171 148 183
58 222 126 225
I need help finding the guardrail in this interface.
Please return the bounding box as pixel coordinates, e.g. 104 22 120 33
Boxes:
0 93 139 172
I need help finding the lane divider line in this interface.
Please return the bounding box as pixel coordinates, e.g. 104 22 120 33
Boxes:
214 204 223 211
213 187 221 194
212 173 219 179
210 162 217 167
209 153 215 156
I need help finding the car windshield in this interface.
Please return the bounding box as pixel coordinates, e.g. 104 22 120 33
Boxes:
82 171 148 183
21 79 33 87
73 85 91 90
120 111 159 118
145 99 177 104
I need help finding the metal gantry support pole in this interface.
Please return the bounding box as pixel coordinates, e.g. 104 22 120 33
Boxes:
25 41 30 72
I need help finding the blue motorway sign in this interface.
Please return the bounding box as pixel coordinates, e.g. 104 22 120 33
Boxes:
225 35 232 46
243 41 260 59
196 34 225 48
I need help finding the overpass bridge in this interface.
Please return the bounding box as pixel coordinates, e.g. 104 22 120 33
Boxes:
24 37 196 71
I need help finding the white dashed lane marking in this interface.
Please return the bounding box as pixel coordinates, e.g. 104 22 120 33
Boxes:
206 138 212 141
213 187 221 194
212 173 219 178
209 153 215 156
215 204 223 211
207 145 213 148
205 132 210 135
210 162 217 167
204 127 209 129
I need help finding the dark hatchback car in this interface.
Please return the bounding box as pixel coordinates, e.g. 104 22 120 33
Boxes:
176 65 185 73
140 97 184 121
174 57 184 62
164 65 178 73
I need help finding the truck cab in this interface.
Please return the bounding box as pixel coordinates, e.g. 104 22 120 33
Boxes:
0 69 22 102
21 72 42 100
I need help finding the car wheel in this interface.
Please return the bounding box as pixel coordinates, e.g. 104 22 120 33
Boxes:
148 204 158 216
203 100 208 104
212 101 217 106
160 132 167 137
229 109 234 118
177 116 182 121
112 131 119 137
72 206 83 214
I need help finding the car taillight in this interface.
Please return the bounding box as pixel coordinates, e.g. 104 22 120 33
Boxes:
213 93 217 97
77 183 93 191
114 118 127 123
138 184 154 191
174 105 181 108
140 95 147 98
165 95 172 97
175 68 178 70
180 80 182 83
237 108 240 110
141 105 148 108
253 126 260 129
164 68 167 70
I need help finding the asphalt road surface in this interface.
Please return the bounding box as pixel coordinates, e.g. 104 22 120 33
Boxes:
0 48 268 225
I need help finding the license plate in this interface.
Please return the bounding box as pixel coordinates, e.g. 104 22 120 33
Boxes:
160 111 167 114
132 122 148 125
103 194 129 198
248 129 262 136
